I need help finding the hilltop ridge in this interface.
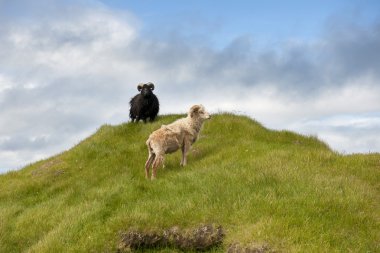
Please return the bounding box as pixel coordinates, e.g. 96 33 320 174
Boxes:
0 114 379 252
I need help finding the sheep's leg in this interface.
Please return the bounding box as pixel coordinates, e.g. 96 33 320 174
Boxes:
145 153 155 179
149 115 156 122
162 156 166 169
152 154 164 180
180 142 191 166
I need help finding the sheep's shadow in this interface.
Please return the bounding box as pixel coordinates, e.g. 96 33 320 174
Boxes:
189 135 223 163
155 143 220 176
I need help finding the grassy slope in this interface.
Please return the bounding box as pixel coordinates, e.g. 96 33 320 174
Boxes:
0 114 379 252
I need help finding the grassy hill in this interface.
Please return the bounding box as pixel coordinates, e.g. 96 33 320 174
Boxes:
0 114 379 252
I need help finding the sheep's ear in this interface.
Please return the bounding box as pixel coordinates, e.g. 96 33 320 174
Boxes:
147 82 155 90
190 105 201 118
137 84 143 91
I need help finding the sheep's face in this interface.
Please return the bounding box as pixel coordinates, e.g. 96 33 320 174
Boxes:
137 83 155 98
189 105 211 120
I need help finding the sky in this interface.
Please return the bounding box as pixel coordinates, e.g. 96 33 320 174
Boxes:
0 0 380 173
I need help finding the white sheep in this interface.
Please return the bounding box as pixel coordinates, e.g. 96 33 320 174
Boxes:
145 105 211 179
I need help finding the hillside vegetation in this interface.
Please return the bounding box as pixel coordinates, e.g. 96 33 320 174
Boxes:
0 114 379 252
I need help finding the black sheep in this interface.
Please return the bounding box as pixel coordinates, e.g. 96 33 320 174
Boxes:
129 82 159 123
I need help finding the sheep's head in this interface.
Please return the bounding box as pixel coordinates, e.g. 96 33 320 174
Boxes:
137 82 155 98
189 104 211 120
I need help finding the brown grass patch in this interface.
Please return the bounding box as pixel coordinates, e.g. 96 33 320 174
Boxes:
118 224 224 252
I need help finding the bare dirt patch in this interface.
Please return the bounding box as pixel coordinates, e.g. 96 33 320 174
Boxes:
31 158 65 177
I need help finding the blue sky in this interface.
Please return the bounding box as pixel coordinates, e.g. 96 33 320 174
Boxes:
101 0 379 45
0 0 380 172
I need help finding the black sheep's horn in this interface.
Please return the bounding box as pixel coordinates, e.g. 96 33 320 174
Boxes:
147 82 154 90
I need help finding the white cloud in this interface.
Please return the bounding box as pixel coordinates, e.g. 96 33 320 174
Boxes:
312 75 380 114
0 2 379 173
0 74 13 92
290 113 380 153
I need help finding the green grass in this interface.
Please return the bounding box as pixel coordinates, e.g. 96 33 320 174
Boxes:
0 114 379 252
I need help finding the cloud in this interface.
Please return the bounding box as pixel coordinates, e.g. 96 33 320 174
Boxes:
291 113 380 153
0 1 379 172
0 2 140 172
